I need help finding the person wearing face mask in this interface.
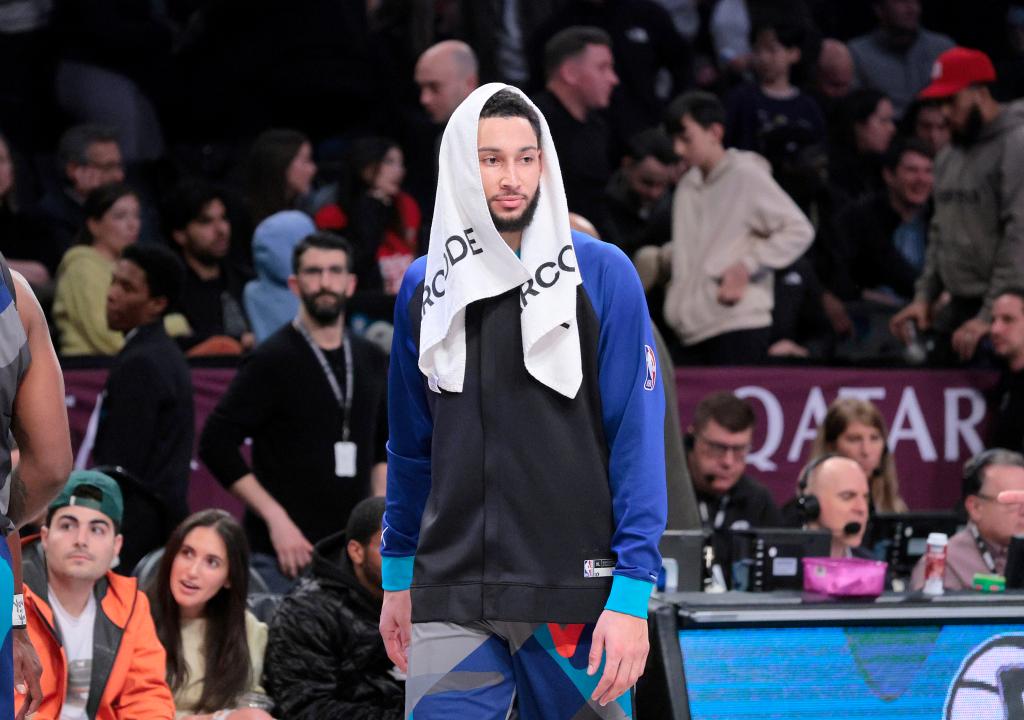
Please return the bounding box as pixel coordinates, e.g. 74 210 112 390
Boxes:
911 449 1024 591
200 233 388 595
797 455 872 559
20 471 175 719
891 47 1024 365
149 510 273 720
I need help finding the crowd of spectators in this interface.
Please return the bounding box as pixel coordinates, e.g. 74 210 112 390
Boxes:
4 0 1024 716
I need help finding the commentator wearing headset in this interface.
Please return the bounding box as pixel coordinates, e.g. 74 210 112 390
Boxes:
795 454 873 559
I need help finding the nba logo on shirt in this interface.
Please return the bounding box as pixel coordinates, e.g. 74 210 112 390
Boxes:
584 559 595 577
643 344 657 391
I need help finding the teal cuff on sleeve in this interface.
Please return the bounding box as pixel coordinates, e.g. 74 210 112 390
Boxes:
604 575 654 618
381 555 415 591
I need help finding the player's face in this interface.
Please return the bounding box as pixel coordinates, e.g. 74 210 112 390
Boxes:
477 116 543 234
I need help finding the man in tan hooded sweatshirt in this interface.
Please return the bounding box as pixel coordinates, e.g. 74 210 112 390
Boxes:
660 91 814 364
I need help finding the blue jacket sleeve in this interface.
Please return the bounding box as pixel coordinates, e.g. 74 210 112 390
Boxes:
381 258 433 591
577 232 667 618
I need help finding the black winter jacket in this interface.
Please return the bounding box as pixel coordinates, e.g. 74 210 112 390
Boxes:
263 531 403 719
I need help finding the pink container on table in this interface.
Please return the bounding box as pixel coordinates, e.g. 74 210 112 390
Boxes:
802 557 888 598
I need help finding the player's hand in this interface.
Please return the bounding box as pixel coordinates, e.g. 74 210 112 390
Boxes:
380 589 412 672
951 317 989 362
716 262 750 306
588 610 649 707
13 627 42 720
267 513 313 578
890 300 930 343
998 490 1024 505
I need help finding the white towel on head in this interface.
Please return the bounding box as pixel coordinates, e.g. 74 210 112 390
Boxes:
418 83 583 399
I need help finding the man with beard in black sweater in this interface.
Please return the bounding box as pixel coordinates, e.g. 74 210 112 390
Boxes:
264 496 403 719
199 232 387 594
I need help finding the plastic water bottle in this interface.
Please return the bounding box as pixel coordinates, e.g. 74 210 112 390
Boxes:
923 532 948 596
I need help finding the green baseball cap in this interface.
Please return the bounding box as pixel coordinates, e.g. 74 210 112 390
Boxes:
48 470 124 529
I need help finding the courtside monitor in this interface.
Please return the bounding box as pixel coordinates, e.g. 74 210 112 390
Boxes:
868 512 961 579
730 528 830 592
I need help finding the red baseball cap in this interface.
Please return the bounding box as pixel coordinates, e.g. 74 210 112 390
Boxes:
919 47 996 99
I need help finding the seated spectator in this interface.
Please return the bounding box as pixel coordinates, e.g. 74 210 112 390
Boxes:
796 455 871 559
682 392 781 570
21 470 174 718
903 99 951 156
818 138 933 319
243 210 316 343
532 26 619 241
264 496 403 719
811 398 908 514
166 181 254 352
911 449 1024 591
604 128 675 259
659 91 813 364
828 89 897 202
988 289 1024 452
91 244 193 569
314 137 420 296
891 48 1024 366
0 131 55 285
814 38 854 102
30 124 125 260
149 510 273 720
848 0 954 117
246 129 317 227
724 19 825 156
52 182 139 356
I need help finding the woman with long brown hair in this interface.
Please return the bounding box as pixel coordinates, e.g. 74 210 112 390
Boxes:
149 510 273 719
811 397 908 513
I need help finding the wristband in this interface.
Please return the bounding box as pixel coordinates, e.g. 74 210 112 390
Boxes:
11 594 25 629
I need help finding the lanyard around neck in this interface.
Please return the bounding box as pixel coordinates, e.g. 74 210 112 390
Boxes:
968 522 998 573
292 318 353 441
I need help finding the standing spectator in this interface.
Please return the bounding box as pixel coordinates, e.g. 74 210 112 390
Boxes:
725 20 826 155
243 210 315 343
149 510 273 720
460 2 560 86
819 138 933 310
528 0 693 142
910 449 1024 591
810 398 907 514
988 289 1024 452
166 181 253 353
891 48 1024 364
314 137 420 297
200 233 388 594
533 26 619 238
52 182 139 356
660 91 813 364
264 497 403 720
414 41 479 126
92 244 193 569
814 39 855 102
604 128 675 259
903 99 951 155
21 471 175 719
31 124 124 259
828 89 897 202
848 0 954 118
0 131 54 286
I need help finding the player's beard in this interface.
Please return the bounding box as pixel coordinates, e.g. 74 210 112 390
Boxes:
490 186 541 233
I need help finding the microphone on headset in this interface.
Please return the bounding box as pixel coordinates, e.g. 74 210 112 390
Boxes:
843 521 863 536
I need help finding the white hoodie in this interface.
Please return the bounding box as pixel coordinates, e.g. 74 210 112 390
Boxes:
664 148 813 346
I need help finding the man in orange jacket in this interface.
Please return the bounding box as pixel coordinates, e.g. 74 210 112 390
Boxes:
20 470 174 719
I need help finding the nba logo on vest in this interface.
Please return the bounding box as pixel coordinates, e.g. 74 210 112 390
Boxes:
643 344 657 392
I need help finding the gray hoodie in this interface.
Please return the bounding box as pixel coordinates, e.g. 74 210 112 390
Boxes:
915 100 1024 321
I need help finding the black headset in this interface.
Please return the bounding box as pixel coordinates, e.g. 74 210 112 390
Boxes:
796 453 843 522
